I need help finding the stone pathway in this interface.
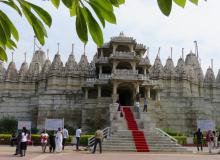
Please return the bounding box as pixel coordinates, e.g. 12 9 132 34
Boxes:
0 146 220 160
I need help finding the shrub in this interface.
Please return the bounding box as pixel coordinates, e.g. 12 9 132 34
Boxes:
80 135 93 145
193 137 206 145
173 136 187 145
163 128 184 136
0 117 17 134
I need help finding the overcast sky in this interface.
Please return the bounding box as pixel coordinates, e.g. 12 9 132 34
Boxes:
2 0 220 75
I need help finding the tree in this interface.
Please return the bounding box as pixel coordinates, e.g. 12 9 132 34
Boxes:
0 0 202 62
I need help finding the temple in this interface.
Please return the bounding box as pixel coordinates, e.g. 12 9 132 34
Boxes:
0 33 220 133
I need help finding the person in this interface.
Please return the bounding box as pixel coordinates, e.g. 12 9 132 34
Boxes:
218 132 220 148
116 99 121 111
75 126 82 151
55 128 63 153
143 97 148 112
92 127 103 154
62 127 69 150
194 128 203 152
20 127 29 157
14 132 22 156
10 132 17 147
206 130 214 153
49 131 55 153
40 130 49 153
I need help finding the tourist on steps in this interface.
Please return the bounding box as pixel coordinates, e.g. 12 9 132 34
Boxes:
55 128 63 153
143 97 148 112
75 126 82 151
20 127 29 157
62 127 69 150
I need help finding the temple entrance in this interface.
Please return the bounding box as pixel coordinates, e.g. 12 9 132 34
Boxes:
117 84 133 106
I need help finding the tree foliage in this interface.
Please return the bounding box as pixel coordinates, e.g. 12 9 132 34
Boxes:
0 0 204 62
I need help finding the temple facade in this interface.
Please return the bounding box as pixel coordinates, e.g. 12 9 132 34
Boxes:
0 33 220 133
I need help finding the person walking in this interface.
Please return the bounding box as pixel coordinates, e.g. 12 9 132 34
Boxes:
20 127 29 157
14 132 22 156
206 130 214 153
92 127 103 154
49 131 55 153
75 126 82 151
62 127 69 150
194 128 203 152
40 130 49 153
143 97 148 112
55 128 63 153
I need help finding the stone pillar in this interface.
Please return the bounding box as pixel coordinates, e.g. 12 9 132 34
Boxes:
157 90 160 101
147 87 151 99
129 44 134 52
99 65 102 74
98 86 101 98
144 67 147 75
85 88 88 100
101 49 103 57
113 44 117 54
113 82 118 94
131 62 136 72
136 83 139 94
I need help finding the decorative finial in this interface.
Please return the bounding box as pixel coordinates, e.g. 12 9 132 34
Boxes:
182 48 184 59
24 52 27 63
157 47 161 57
47 49 49 59
171 47 173 59
57 42 60 54
194 40 198 58
11 52 14 62
211 59 213 70
34 36 36 53
71 44 74 55
83 44 86 55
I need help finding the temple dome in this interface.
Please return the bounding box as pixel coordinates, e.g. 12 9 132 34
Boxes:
5 61 18 81
204 67 215 83
65 53 77 71
149 55 164 79
18 62 28 80
185 51 200 69
139 55 151 67
78 54 89 71
216 69 220 83
51 53 63 70
163 57 175 78
175 57 189 79
0 62 6 80
41 59 51 74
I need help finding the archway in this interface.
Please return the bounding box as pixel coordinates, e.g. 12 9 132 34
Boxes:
117 84 133 106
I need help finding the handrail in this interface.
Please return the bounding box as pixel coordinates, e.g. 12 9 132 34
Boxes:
88 127 111 150
155 128 178 143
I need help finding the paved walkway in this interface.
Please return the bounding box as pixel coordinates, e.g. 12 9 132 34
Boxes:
0 146 219 160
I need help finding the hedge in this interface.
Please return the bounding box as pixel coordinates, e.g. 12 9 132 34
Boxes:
193 137 207 145
173 136 187 145
0 134 94 146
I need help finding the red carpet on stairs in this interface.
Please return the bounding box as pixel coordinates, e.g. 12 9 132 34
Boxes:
123 107 150 152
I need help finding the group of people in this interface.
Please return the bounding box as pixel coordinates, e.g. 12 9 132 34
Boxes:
194 128 220 153
13 127 30 157
40 127 69 153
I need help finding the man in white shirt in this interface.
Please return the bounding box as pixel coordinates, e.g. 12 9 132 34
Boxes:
62 127 69 150
75 126 82 151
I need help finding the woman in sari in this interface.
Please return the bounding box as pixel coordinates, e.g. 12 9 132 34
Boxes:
55 128 63 153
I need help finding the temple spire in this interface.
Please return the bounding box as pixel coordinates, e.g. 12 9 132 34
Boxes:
34 36 36 53
83 44 86 55
24 52 27 63
182 48 184 59
211 58 213 70
71 43 74 55
171 47 173 59
194 40 199 58
147 47 149 56
47 49 49 59
57 42 60 54
157 47 161 58
11 52 14 62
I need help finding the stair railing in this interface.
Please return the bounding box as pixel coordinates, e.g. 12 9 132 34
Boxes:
155 128 178 143
88 127 111 150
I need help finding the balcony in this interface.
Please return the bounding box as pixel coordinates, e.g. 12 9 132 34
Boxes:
84 78 97 87
110 51 140 60
99 74 111 80
96 57 109 64
112 69 139 80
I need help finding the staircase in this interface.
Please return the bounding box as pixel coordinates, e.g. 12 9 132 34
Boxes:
123 107 149 152
102 104 189 152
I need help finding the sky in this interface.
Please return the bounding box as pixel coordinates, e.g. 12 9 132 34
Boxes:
2 0 220 75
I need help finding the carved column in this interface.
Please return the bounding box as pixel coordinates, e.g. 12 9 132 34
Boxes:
98 86 101 98
101 49 103 57
99 65 102 74
136 83 140 94
85 88 88 100
157 90 160 101
144 66 147 75
147 87 151 99
131 62 136 72
113 44 117 54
